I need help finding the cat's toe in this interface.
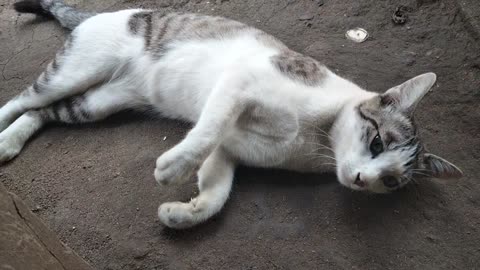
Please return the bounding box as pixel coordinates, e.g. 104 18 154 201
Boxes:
158 202 195 229
0 139 22 164
154 150 198 186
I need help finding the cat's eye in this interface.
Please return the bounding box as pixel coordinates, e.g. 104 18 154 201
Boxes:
382 176 399 188
369 134 384 157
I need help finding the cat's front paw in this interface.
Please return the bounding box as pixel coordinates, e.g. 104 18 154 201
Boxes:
158 201 198 229
0 138 22 164
154 149 199 186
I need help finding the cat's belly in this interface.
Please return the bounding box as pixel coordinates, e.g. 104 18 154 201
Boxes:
222 130 296 168
141 35 279 122
223 133 334 173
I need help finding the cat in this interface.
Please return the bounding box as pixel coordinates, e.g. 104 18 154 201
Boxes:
3 0 462 229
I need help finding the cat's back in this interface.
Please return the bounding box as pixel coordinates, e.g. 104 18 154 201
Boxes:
127 11 288 56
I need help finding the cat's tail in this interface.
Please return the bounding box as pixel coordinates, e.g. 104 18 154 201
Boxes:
13 0 96 30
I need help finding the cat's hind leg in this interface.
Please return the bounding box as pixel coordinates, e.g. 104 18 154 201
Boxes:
0 80 139 163
0 34 118 132
158 148 235 229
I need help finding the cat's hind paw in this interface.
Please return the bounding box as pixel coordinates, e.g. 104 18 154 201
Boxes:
0 139 22 164
154 149 199 186
158 201 200 229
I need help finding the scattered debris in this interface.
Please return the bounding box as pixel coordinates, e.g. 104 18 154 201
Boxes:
403 51 417 66
132 248 150 260
425 234 438 242
423 210 433 220
299 13 314 27
345 28 369 43
392 6 413 25
425 48 444 59
299 14 314 21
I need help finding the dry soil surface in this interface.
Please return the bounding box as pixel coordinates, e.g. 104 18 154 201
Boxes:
1 0 479 269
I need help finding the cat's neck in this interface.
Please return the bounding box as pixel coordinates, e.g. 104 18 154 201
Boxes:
300 73 376 123
279 74 375 173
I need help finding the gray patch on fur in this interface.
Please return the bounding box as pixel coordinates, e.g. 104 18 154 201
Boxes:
30 35 72 94
358 97 423 172
128 11 257 59
42 95 90 123
41 0 95 30
271 52 327 86
359 97 416 144
128 11 155 47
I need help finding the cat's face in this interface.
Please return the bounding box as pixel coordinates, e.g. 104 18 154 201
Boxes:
331 73 463 193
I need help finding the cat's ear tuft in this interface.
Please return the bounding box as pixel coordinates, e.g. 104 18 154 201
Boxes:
381 72 437 114
421 153 463 179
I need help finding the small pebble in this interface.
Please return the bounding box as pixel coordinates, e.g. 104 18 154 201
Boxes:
299 14 314 21
425 235 438 242
163 136 167 141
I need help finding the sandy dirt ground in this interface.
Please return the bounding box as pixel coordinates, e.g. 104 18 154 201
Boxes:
1 0 479 269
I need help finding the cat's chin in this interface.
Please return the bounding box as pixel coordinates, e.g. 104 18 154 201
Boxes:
345 184 391 194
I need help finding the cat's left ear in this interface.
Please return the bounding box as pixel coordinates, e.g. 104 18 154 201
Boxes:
381 72 437 115
421 153 463 179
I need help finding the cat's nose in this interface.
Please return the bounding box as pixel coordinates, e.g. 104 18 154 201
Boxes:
354 173 366 187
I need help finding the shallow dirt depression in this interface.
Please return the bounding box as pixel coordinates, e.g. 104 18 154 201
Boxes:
1 0 479 269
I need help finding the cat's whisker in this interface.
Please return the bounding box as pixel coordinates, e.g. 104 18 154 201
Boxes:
412 171 430 178
307 142 334 151
302 131 333 141
411 168 430 173
312 154 337 161
311 162 337 169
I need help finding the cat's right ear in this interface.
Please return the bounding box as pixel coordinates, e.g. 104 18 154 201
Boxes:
380 72 437 115
421 153 463 179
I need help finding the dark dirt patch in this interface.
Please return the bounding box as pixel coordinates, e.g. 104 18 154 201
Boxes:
1 0 479 269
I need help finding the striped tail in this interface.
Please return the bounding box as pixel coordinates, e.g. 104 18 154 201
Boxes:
13 0 96 30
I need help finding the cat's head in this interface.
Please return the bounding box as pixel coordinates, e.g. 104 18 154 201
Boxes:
331 73 463 193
